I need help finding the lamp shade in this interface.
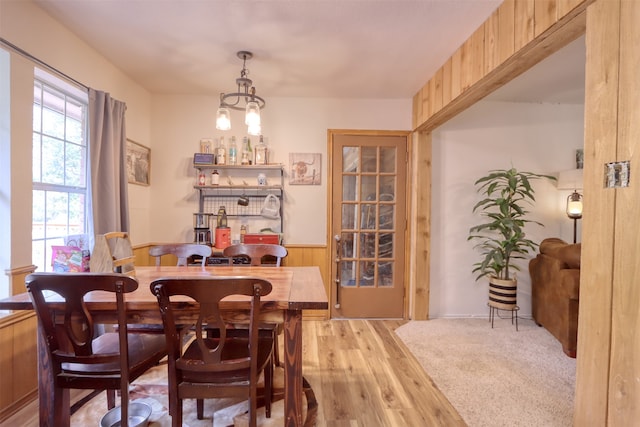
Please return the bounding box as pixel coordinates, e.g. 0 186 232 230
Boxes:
216 106 231 130
557 169 584 190
566 191 583 219
245 101 261 126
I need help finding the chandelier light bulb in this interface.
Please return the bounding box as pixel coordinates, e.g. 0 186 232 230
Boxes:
245 100 261 126
216 106 231 130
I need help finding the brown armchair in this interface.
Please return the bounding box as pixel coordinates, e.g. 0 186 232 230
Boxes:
529 238 581 357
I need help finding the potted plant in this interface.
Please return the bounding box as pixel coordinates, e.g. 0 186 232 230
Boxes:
468 167 555 312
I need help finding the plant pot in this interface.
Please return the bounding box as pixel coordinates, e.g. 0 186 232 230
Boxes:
488 276 518 310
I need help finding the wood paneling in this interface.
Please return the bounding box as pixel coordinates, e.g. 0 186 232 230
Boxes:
411 0 588 131
429 68 443 115
412 133 431 320
484 9 500 73
450 48 462 102
609 0 640 423
574 1 619 425
0 321 13 415
0 266 38 422
441 58 453 107
514 0 535 51
0 314 39 423
534 0 558 37
498 0 516 63
558 0 584 16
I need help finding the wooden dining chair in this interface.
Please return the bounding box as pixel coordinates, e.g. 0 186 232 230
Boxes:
149 243 212 266
25 272 167 424
150 276 274 427
222 243 288 266
222 243 288 366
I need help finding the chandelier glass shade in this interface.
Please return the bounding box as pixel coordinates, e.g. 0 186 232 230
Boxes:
216 51 266 134
215 106 231 130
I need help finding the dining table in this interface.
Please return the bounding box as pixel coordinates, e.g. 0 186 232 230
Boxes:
0 265 328 427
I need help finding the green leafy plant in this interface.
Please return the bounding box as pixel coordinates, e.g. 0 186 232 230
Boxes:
468 167 556 281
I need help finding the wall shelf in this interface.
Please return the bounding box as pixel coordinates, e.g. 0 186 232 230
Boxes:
193 163 284 234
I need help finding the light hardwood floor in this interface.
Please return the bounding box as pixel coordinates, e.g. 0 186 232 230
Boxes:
2 320 466 427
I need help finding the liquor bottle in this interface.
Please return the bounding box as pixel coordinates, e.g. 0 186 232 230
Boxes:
247 138 253 165
198 170 206 186
217 136 227 165
255 135 267 165
241 136 250 165
212 138 219 164
228 136 237 165
210 169 219 185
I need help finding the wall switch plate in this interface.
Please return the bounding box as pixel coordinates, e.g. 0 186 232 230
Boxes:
604 161 630 188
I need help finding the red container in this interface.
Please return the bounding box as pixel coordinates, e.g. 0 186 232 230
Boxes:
243 233 280 245
214 227 231 249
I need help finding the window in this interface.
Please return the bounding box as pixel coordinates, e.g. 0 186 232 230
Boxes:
32 70 89 272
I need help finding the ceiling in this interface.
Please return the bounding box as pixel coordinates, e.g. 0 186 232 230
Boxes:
33 0 585 104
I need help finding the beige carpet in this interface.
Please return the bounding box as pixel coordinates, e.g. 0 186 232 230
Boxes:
395 318 576 427
71 362 304 426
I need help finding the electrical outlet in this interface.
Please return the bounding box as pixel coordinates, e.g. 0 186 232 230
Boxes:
604 161 630 188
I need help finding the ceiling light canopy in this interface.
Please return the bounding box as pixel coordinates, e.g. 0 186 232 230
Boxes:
216 51 265 136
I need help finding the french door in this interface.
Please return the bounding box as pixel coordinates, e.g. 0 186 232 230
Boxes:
330 131 408 318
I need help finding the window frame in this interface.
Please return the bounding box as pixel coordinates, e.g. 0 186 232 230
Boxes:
32 71 90 273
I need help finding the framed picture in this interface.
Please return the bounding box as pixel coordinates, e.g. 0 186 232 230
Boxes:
200 138 213 154
289 153 321 185
126 139 150 186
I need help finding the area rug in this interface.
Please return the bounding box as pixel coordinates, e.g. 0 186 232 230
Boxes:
71 362 305 426
395 318 576 427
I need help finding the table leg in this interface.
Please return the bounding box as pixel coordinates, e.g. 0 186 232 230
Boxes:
283 309 303 427
37 321 70 427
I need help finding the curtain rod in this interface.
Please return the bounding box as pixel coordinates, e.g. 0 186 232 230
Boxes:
1 37 88 90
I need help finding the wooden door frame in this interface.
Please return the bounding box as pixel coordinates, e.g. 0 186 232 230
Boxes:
409 3 589 321
327 129 412 319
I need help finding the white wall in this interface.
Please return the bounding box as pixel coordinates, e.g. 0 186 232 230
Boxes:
430 100 584 318
1 1 154 247
150 95 412 245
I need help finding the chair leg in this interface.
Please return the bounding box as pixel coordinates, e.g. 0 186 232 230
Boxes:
197 399 204 419
106 389 116 409
273 330 281 367
265 355 273 418
173 399 182 427
249 383 257 427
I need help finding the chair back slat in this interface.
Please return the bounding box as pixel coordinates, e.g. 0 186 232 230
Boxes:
149 243 212 266
222 243 287 266
151 276 272 373
26 272 137 361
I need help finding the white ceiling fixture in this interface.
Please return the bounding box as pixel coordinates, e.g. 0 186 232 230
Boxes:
216 51 266 136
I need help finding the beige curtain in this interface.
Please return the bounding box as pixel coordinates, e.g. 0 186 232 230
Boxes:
88 89 129 235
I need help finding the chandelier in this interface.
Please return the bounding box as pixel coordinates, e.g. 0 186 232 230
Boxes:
216 51 265 136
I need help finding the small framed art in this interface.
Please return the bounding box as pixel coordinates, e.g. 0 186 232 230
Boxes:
126 139 151 186
289 153 321 185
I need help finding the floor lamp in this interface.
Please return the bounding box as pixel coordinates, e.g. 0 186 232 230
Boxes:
566 191 583 244
557 168 584 244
